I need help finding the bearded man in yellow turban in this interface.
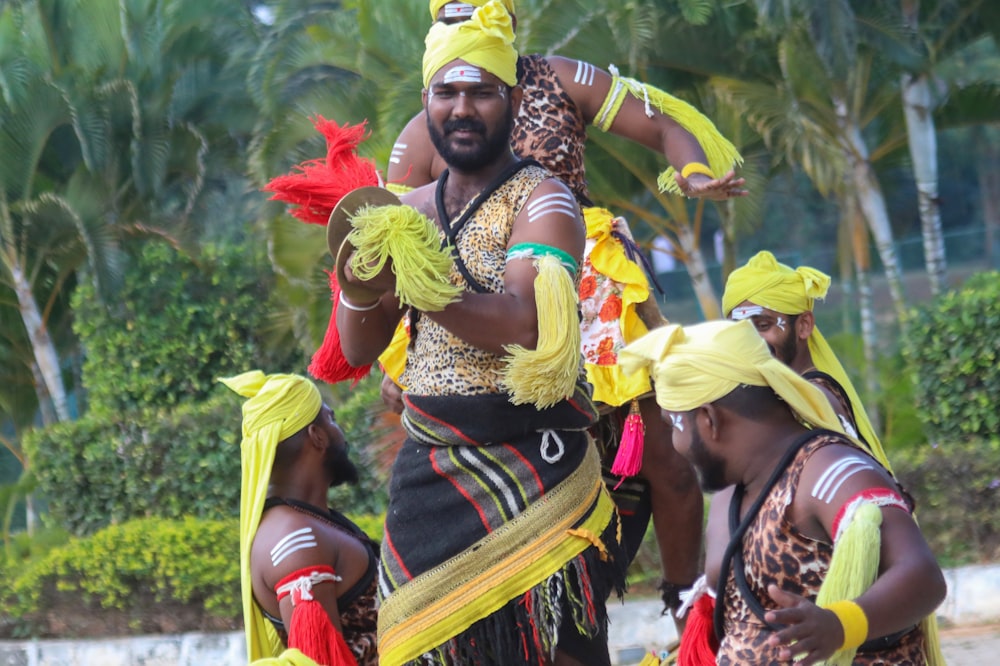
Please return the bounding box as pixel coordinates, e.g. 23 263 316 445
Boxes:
620 321 946 666
378 0 727 625
722 250 892 472
336 4 626 664
221 371 378 666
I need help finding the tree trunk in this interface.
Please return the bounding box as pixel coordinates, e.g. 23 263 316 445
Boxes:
836 98 908 328
675 224 721 320
854 261 881 433
901 0 947 295
11 261 71 422
901 72 947 294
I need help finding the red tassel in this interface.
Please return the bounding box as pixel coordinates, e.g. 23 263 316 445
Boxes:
677 595 719 666
611 400 645 480
263 116 381 226
276 566 356 666
308 271 372 385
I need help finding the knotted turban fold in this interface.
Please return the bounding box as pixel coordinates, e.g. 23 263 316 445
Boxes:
423 0 518 88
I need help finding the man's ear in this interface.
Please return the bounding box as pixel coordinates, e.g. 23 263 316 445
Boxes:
510 85 524 115
304 422 326 452
700 404 722 442
797 310 815 341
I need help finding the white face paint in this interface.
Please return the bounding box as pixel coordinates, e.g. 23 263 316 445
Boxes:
442 65 482 84
776 316 787 331
443 3 476 18
526 191 577 223
731 305 764 321
270 527 318 567
669 413 685 432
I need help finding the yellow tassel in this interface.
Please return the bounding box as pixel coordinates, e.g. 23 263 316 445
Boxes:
637 653 662 666
816 502 882 666
600 73 742 196
921 612 946 666
385 182 414 195
502 255 580 408
348 204 463 312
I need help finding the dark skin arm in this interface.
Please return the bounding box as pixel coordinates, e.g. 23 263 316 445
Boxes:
764 445 946 664
339 178 584 362
250 508 372 636
385 58 746 199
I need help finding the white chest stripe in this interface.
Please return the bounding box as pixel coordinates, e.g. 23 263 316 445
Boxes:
390 142 407 165
526 192 577 223
811 459 872 504
574 61 596 86
271 527 318 567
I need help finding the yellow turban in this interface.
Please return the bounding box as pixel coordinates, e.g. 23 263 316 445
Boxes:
721 251 891 471
218 371 323 661
619 320 845 435
422 0 518 88
429 0 515 19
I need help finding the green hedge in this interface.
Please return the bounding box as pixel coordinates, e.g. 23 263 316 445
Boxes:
894 438 1000 567
1 517 241 638
904 271 1000 443
24 393 242 535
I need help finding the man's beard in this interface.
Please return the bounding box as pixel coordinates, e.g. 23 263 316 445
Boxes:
325 443 360 488
769 317 799 366
427 104 514 172
688 427 728 493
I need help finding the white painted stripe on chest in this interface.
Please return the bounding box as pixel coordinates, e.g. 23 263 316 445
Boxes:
811 458 871 504
574 61 596 86
526 192 577 222
443 65 482 84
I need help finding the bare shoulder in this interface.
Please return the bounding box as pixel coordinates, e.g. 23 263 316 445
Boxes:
541 55 613 123
399 182 438 221
387 111 436 187
510 177 584 260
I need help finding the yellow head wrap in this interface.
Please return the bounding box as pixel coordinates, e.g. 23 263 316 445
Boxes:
422 0 518 88
721 251 891 470
218 370 323 661
429 0 515 19
619 320 845 435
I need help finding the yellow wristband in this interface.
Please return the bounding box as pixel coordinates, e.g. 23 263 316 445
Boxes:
823 600 869 651
680 162 714 180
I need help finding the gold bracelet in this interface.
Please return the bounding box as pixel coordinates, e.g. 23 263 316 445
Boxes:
680 162 714 180
823 599 869 651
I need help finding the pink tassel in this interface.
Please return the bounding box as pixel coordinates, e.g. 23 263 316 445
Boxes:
611 400 645 482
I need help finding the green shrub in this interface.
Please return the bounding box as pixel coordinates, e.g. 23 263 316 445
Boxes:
903 271 1000 443
72 240 300 417
24 393 243 535
1 517 241 638
894 438 1000 567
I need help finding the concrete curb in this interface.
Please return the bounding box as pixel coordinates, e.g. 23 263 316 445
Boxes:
0 564 997 665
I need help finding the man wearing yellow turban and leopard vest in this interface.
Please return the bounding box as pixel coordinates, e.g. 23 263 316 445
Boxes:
221 371 378 666
335 3 626 664
620 320 946 666
722 250 893 472
377 0 748 623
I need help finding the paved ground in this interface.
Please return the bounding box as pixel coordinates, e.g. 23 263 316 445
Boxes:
939 623 1000 665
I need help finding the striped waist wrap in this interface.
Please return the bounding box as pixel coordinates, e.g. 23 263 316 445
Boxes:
377 382 627 665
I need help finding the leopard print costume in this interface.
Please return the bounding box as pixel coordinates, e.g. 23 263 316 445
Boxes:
401 163 559 396
512 55 591 205
717 433 927 665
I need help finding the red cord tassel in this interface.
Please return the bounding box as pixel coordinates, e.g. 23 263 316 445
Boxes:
308 271 372 385
276 566 356 666
263 116 381 226
611 399 645 479
677 595 719 666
